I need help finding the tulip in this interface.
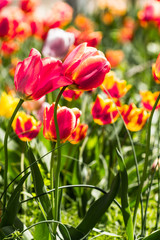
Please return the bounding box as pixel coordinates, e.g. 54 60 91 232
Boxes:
105 50 124 68
0 0 10 10
140 90 160 111
101 71 131 99
43 103 81 142
62 88 83 102
20 0 38 13
91 95 119 125
121 103 150 131
152 53 160 84
12 111 41 141
62 42 111 91
68 123 88 144
42 28 75 59
14 48 72 100
0 92 19 118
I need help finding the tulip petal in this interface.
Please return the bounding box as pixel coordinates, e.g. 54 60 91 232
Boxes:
33 57 72 100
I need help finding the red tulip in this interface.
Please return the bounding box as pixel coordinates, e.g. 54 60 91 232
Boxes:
43 103 81 142
62 42 111 91
14 48 72 100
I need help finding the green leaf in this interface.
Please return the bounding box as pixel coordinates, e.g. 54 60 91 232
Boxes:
116 149 134 240
68 173 120 239
34 214 49 240
0 172 30 228
59 225 84 240
27 147 52 220
143 230 160 240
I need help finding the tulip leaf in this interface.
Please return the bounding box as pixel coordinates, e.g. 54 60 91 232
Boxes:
27 147 52 220
116 149 134 240
34 214 49 240
62 173 120 239
0 172 30 228
142 230 160 240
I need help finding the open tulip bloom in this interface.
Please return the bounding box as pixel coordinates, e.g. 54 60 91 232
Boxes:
14 48 72 100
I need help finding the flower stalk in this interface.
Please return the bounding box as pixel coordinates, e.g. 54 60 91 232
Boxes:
3 98 24 211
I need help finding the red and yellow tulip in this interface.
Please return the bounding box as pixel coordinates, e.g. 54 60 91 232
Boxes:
68 123 88 144
91 95 119 125
43 103 81 142
62 88 83 102
140 90 160 111
121 103 150 131
12 111 41 141
101 71 131 99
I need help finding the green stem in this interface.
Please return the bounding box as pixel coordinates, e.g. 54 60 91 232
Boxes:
133 94 160 230
3 98 24 212
50 142 56 219
52 86 67 236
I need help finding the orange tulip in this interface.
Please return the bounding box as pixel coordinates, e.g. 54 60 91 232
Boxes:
105 50 124 68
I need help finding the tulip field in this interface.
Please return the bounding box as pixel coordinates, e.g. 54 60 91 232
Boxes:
1 0 160 239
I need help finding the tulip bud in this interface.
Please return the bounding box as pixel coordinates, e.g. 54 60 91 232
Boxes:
43 103 81 142
63 42 111 91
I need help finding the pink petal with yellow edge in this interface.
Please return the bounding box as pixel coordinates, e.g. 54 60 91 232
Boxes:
63 43 86 72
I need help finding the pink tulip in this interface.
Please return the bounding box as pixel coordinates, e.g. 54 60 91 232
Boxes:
14 48 72 100
0 0 10 10
62 42 111 91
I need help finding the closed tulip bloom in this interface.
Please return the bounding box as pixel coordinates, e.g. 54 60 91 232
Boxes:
12 111 41 141
43 103 81 142
91 95 119 125
62 42 111 91
140 90 160 111
101 71 131 99
121 103 150 131
68 123 88 144
14 48 72 100
42 28 75 59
